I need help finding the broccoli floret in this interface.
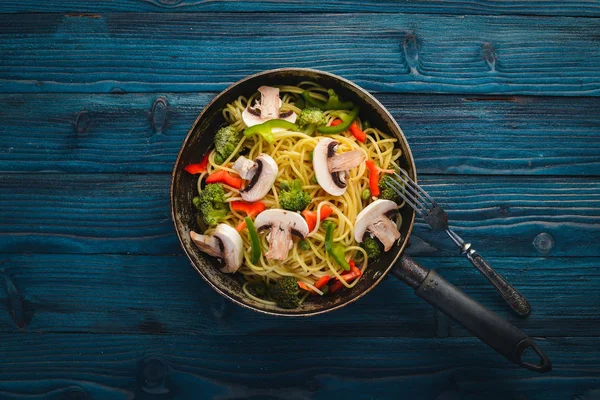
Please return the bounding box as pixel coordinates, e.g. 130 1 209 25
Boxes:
269 276 300 308
199 202 228 226
279 179 311 212
296 107 327 135
361 237 382 262
247 281 268 297
193 183 228 226
379 173 402 203
214 125 241 163
199 183 226 203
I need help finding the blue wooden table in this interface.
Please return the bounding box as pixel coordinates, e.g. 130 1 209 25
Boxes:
1 1 599 398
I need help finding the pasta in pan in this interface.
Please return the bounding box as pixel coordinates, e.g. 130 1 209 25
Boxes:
187 82 404 308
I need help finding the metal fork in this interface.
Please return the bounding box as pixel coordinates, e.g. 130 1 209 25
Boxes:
386 169 531 317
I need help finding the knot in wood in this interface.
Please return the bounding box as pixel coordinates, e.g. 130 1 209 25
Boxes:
533 232 555 254
140 357 168 394
482 42 496 72
402 32 420 75
151 97 169 134
74 111 90 134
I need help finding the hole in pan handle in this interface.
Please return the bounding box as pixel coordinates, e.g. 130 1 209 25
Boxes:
391 254 552 373
515 338 552 373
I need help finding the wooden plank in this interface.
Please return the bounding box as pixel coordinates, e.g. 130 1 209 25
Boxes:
0 254 598 338
0 333 597 399
1 0 600 17
1 93 599 175
0 174 598 256
0 174 179 255
1 13 600 95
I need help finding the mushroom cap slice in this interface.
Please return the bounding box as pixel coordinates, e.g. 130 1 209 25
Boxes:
254 209 309 260
239 153 278 202
190 231 221 258
241 86 297 128
255 209 309 238
242 106 298 128
190 224 243 274
354 199 399 243
232 156 257 180
313 138 346 196
213 224 244 273
257 86 280 119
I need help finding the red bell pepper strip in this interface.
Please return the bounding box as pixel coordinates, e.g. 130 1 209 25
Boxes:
205 170 243 189
302 205 333 232
330 261 362 293
298 281 312 292
231 201 265 216
365 160 381 197
330 119 366 142
298 275 331 294
231 201 266 231
184 152 211 174
349 122 367 143
365 160 395 198
314 275 331 289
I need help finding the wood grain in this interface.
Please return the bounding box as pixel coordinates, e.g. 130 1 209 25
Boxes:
1 13 600 95
0 254 598 337
1 174 597 257
0 174 178 255
0 333 597 399
1 0 599 16
1 93 599 175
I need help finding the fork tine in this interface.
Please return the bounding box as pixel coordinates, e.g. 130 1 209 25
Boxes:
390 172 432 212
397 168 438 208
383 177 427 216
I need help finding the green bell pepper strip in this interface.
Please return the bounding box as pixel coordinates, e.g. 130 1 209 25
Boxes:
244 119 298 144
295 95 306 109
324 222 351 271
302 89 354 111
317 106 360 135
245 216 262 264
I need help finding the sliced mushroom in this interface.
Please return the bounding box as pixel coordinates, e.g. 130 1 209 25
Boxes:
313 138 366 196
232 156 257 180
242 86 297 127
254 209 309 260
190 224 244 273
354 199 401 252
232 154 278 202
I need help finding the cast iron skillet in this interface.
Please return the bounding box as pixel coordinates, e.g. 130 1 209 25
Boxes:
171 68 551 373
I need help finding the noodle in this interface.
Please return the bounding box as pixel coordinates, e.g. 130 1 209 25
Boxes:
199 83 403 296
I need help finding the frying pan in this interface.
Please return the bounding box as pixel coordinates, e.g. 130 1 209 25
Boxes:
171 68 551 373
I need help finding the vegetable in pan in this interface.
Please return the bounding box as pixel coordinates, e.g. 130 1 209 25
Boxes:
279 179 311 212
214 125 241 164
193 183 228 226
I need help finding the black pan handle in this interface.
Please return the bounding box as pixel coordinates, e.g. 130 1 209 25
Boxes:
391 254 551 373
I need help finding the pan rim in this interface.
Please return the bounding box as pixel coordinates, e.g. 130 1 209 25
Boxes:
170 67 417 316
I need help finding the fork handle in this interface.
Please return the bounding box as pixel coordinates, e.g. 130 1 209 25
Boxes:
464 247 531 317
